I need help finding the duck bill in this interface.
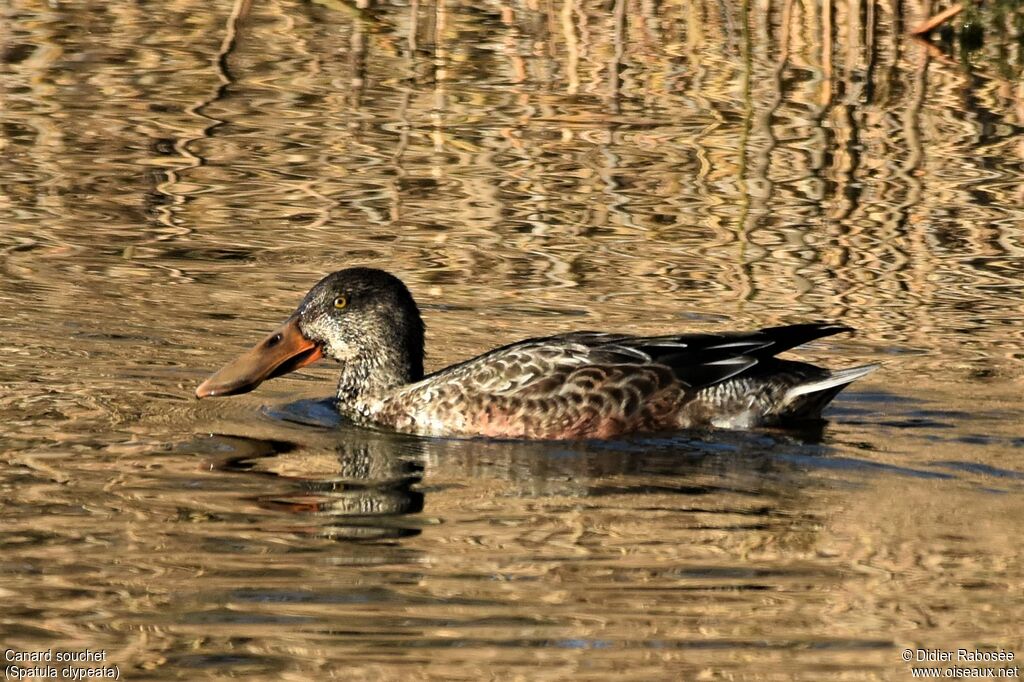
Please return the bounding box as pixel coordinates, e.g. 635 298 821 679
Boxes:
195 315 324 398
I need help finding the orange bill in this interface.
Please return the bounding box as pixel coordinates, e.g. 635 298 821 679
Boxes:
195 315 324 398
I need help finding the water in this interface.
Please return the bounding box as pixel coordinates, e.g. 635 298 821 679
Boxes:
1 0 1022 679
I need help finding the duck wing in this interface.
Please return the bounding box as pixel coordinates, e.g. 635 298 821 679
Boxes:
425 322 853 395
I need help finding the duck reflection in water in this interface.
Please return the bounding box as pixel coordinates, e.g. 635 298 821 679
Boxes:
207 425 426 542
196 400 843 547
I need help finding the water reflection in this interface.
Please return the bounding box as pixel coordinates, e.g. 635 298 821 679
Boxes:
1 0 1023 678
149 410 927 677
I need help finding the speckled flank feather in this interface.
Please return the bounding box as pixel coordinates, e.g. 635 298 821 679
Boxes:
198 268 879 440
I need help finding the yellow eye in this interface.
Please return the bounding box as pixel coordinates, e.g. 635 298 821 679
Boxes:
333 295 348 309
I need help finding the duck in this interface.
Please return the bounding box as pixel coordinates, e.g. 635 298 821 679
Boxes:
195 267 878 440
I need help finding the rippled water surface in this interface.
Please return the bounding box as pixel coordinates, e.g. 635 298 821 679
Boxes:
2 0 1023 679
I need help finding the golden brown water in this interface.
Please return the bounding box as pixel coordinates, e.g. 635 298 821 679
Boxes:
1 0 1023 679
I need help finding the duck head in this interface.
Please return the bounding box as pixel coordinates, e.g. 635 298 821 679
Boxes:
196 268 425 400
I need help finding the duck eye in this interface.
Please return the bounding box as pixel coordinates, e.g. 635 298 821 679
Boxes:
333 295 349 310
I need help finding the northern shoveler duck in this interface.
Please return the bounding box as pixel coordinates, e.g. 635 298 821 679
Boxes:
196 268 878 440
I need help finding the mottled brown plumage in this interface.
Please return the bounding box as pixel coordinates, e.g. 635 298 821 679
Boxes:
196 268 879 440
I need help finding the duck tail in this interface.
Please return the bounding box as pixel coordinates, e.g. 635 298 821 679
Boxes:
779 363 880 420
